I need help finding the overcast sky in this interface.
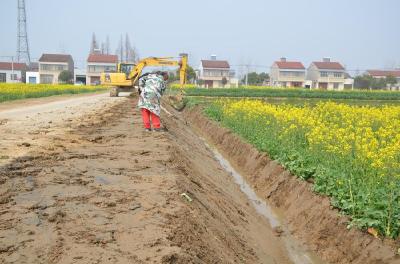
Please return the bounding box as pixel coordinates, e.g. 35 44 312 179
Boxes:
0 0 399 75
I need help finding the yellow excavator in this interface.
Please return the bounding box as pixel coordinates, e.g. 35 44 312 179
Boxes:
101 53 188 97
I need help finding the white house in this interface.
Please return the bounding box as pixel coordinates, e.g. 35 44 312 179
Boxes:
0 62 27 83
86 54 118 85
198 55 236 88
270 58 306 88
39 54 74 84
306 58 348 90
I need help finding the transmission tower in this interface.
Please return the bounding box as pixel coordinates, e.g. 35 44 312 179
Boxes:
17 0 31 64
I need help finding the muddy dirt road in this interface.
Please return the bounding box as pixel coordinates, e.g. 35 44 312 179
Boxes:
0 93 308 263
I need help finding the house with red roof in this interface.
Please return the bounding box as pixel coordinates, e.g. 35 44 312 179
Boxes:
197 55 236 88
86 54 118 85
0 62 27 83
366 69 400 90
366 70 400 81
306 58 350 90
270 58 306 88
39 54 74 84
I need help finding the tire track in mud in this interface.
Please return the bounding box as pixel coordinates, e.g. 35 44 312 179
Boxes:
1 95 312 264
1 99 184 263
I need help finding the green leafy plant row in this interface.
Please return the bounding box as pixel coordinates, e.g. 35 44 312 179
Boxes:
184 87 400 101
204 100 400 239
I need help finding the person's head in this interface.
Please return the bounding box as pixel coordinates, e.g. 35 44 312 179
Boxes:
161 71 169 81
155 71 169 81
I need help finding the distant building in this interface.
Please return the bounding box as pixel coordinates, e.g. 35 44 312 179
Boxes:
366 69 400 90
0 62 27 83
366 70 400 82
26 62 39 84
197 56 236 88
38 54 74 84
74 69 87 85
306 58 348 90
86 54 118 85
270 58 305 87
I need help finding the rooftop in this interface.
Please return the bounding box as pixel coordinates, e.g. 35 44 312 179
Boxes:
201 60 230 69
312 61 345 70
87 54 118 63
0 62 27 71
39 54 73 63
367 70 400 78
275 61 305 70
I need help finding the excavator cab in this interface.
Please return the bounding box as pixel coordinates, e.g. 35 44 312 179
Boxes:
119 63 135 78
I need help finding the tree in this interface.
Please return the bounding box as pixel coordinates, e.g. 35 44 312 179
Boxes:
58 71 73 84
175 65 196 83
354 75 373 90
105 35 110 55
354 74 391 90
90 33 99 54
116 35 124 62
386 75 397 89
241 72 269 85
222 77 228 87
125 33 138 62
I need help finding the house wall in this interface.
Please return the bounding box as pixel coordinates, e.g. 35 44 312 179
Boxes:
39 60 74 84
270 63 305 87
198 67 232 88
86 62 117 85
269 64 280 86
26 72 40 84
0 70 23 83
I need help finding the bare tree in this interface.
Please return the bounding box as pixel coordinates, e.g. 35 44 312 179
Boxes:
90 33 99 54
105 35 110 55
115 35 124 62
125 33 138 62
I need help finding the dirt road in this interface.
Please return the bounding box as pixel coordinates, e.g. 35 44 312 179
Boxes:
0 93 325 263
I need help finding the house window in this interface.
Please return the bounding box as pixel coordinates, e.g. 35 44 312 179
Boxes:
40 64 51 71
334 72 342 78
40 64 66 71
0 73 6 82
320 71 328 77
333 83 340 89
11 74 18 80
40 74 54 84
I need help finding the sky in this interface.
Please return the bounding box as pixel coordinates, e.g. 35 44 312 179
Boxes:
0 0 399 75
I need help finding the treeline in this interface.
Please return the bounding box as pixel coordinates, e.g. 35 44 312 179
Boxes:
354 74 398 90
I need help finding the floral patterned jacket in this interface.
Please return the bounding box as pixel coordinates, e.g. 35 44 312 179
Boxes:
137 73 166 116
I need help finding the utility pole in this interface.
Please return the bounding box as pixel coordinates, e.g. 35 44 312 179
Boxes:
17 0 31 64
245 65 249 88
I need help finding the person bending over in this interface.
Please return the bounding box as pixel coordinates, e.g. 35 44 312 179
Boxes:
138 71 168 131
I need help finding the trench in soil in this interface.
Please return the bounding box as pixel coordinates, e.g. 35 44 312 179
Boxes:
201 138 325 264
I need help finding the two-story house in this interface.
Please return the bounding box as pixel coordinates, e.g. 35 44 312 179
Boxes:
86 54 118 85
198 56 233 88
38 54 74 84
0 62 27 83
306 58 347 90
270 58 306 87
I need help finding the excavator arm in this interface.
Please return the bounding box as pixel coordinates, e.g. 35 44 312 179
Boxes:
101 53 188 97
128 54 188 88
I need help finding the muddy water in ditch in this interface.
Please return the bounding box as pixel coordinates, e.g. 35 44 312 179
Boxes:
201 139 326 264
